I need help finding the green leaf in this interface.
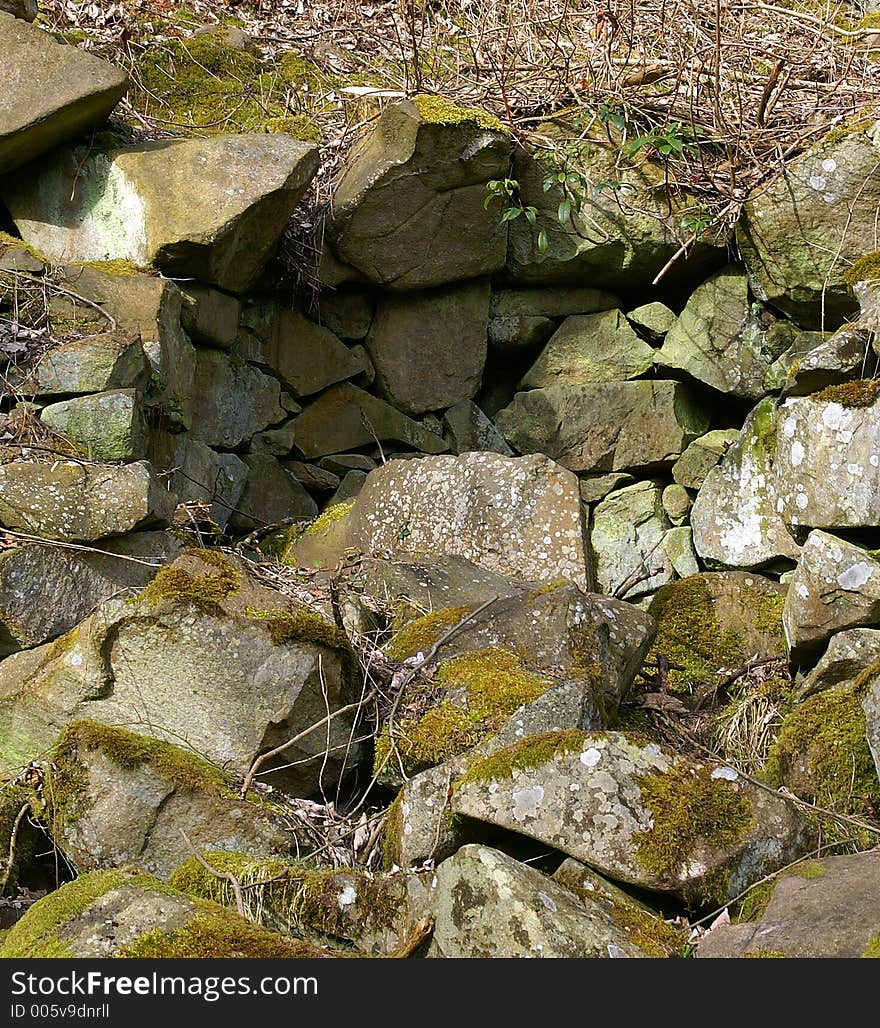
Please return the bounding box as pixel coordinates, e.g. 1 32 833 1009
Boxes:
524 206 537 226
499 207 522 223
557 198 571 225
537 229 549 254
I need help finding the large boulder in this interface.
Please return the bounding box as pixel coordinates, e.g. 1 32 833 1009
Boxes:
3 134 319 292
0 459 176 541
0 868 327 958
451 730 810 905
365 280 490 414
496 380 709 473
0 551 361 795
40 389 146 462
326 97 510 290
737 126 880 328
0 13 128 175
6 330 148 397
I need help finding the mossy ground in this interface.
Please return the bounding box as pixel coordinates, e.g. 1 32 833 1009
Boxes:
454 730 588 787
812 378 880 407
413 94 506 132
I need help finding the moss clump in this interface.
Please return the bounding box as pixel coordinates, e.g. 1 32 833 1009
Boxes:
646 577 749 694
382 794 404 870
413 94 506 132
605 897 689 958
455 730 588 787
81 259 149 277
137 551 241 610
745 948 787 958
864 931 880 957
0 231 48 264
633 763 755 899
385 605 474 662
526 579 570 601
812 378 880 407
302 502 354 538
844 251 880 285
762 686 880 817
263 114 323 143
245 606 350 652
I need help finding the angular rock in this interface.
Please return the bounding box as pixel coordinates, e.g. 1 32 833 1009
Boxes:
796 628 880 700
0 868 326 958
697 851 880 958
496 380 709 473
737 128 880 327
179 284 241 349
327 470 366 506
327 97 510 290
658 266 789 398
149 434 247 531
0 531 182 657
189 350 283 449
1 2 37 21
691 398 800 569
774 386 880 529
672 429 739 490
40 389 146 462
782 531 880 663
659 527 700 581
0 551 361 794
426 845 657 958
5 135 319 292
521 310 654 388
662 483 691 525
365 280 490 415
578 473 635 505
488 286 617 351
781 327 867 397
314 290 374 341
626 301 676 339
591 481 673 600
452 731 810 905
442 399 512 455
50 721 299 879
228 453 318 533
0 459 176 541
291 383 447 458
250 419 297 456
283 461 340 494
6 330 148 396
0 14 128 175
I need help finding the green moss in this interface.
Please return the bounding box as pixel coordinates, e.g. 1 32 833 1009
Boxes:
263 114 323 143
864 931 880 957
812 378 880 407
821 110 877 147
762 686 880 817
137 551 241 611
526 579 570 601
853 656 880 691
745 948 787 958
753 398 778 464
302 502 354 538
245 606 349 652
0 231 48 265
413 94 506 132
789 859 826 880
81 259 149 277
455 730 588 787
844 251 880 285
385 605 473 662
633 763 755 901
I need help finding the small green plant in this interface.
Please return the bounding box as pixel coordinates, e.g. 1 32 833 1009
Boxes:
680 202 714 238
624 122 701 160
484 178 544 251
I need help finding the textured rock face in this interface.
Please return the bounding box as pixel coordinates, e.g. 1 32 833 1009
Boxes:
7 330 148 396
782 531 880 663
691 398 800 570
426 845 657 957
40 389 146 462
672 429 739 490
4 135 319 292
796 628 880 700
228 453 317 532
345 452 591 589
189 350 283 449
488 287 617 351
773 391 880 529
863 671 880 781
150 435 247 531
442 400 512 455
697 851 880 958
781 328 867 397
0 2 37 21
737 128 880 327
326 98 510 290
496 380 709 473
0 13 128 175
452 731 810 904
0 460 176 541
365 279 490 414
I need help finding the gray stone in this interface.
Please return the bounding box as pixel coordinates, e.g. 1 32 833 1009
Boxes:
496 380 709 473
488 286 618 351
662 483 692 525
283 461 340 494
327 470 367 506
40 389 146 462
488 313 555 351
578 473 635 505
148 434 247 531
672 429 739 490
442 400 512 455
0 459 176 541
863 671 880 781
365 280 490 415
317 453 377 475
782 530 880 663
7 330 148 396
327 98 510 290
5 135 319 293
796 628 880 700
314 290 374 341
249 419 297 457
179 284 241 349
228 454 318 533
781 328 867 397
521 309 654 388
0 13 128 175
190 350 283 449
0 2 37 21
626 301 676 338
659 527 700 580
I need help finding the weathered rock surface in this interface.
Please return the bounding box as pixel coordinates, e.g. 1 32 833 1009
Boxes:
626 301 676 338
5 135 319 292
179 284 241 349
366 280 490 414
691 398 800 569
0 459 176 541
782 531 880 663
863 670 880 782
781 328 867 397
672 429 739 490
496 380 709 473
50 721 298 879
451 731 810 904
228 453 318 532
40 389 146 462
796 628 880 700
0 1 37 21
697 851 880 958
6 330 148 396
0 532 181 656
521 310 654 388
189 350 283 449
149 435 247 531
327 98 510 290
488 286 617 351
442 400 512 455
0 14 128 176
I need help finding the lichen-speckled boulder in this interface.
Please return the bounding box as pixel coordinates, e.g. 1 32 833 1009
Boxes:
691 398 800 570
698 851 880 958
0 532 181 657
0 13 128 175
773 384 880 529
49 721 299 880
0 551 361 795
862 670 880 782
658 265 791 398
451 731 810 905
40 389 146 462
329 452 590 589
4 134 319 292
0 868 329 958
782 531 880 663
796 628 880 700
326 97 510 290
496 380 708 474
0 459 176 541
737 126 880 328
7 330 148 396
425 845 659 957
